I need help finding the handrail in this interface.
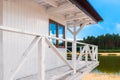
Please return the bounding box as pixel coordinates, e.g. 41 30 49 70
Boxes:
0 26 40 36
0 27 98 80
47 36 74 42
47 36 97 47
0 26 97 47
76 42 97 47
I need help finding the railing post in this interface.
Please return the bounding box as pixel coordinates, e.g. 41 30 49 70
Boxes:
80 46 82 54
79 46 82 61
92 46 95 61
85 45 88 66
96 46 98 61
38 36 45 80
72 41 76 74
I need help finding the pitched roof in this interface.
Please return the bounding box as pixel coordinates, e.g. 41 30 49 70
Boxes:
69 0 103 22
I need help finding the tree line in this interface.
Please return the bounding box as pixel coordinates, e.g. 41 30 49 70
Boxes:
82 34 120 49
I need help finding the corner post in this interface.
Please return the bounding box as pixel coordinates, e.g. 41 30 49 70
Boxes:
72 41 76 74
72 25 77 74
38 36 45 80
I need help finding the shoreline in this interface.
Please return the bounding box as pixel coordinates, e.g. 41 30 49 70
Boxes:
99 53 120 56
83 53 120 80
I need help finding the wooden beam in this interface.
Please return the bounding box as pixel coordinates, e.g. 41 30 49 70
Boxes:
51 70 73 80
67 19 94 27
95 46 98 61
45 38 73 69
76 24 86 35
38 0 58 7
72 41 77 74
38 37 46 80
0 26 40 36
10 37 41 80
67 27 74 35
66 14 87 21
47 2 75 13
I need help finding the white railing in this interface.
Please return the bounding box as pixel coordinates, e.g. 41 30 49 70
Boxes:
0 26 98 80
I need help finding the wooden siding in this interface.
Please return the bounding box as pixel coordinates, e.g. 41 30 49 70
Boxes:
2 1 67 80
0 0 3 25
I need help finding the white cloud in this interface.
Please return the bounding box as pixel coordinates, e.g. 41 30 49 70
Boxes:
116 23 120 31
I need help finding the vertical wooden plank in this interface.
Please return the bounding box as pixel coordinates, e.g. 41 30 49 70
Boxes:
73 26 76 41
72 41 76 74
0 27 3 80
92 46 95 61
85 45 88 66
10 37 40 80
72 26 77 74
0 0 3 77
38 37 45 80
0 0 3 25
96 46 98 61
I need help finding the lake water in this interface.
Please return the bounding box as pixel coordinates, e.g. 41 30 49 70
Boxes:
92 54 120 75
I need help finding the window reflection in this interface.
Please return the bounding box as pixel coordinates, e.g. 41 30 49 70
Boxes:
49 20 65 48
50 23 56 45
58 25 65 47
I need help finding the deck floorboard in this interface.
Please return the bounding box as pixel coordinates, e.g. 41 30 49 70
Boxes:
16 61 98 80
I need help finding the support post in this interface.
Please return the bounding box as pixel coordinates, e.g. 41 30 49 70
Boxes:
38 37 45 80
72 41 76 74
72 25 77 74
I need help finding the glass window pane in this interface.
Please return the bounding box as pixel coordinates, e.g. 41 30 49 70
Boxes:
50 22 56 45
58 25 64 47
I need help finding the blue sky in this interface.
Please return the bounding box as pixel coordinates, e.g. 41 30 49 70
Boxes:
67 0 120 40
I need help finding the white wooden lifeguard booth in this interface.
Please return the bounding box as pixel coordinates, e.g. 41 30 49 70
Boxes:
0 0 103 80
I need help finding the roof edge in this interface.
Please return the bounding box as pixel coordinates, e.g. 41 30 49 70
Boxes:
69 0 103 22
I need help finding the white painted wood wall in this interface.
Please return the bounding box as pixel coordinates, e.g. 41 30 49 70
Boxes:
0 0 3 80
0 0 67 80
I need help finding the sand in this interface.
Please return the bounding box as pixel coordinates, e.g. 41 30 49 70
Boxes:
82 73 120 80
99 53 120 56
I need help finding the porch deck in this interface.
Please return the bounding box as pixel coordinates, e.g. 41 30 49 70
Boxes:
0 27 99 80
16 61 99 80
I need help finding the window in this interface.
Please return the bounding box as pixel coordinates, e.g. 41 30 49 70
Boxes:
49 19 65 48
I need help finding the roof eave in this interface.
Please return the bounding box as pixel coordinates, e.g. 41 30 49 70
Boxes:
69 0 103 22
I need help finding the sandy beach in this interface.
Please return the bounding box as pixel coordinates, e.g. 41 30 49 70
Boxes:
99 53 120 56
82 73 120 80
